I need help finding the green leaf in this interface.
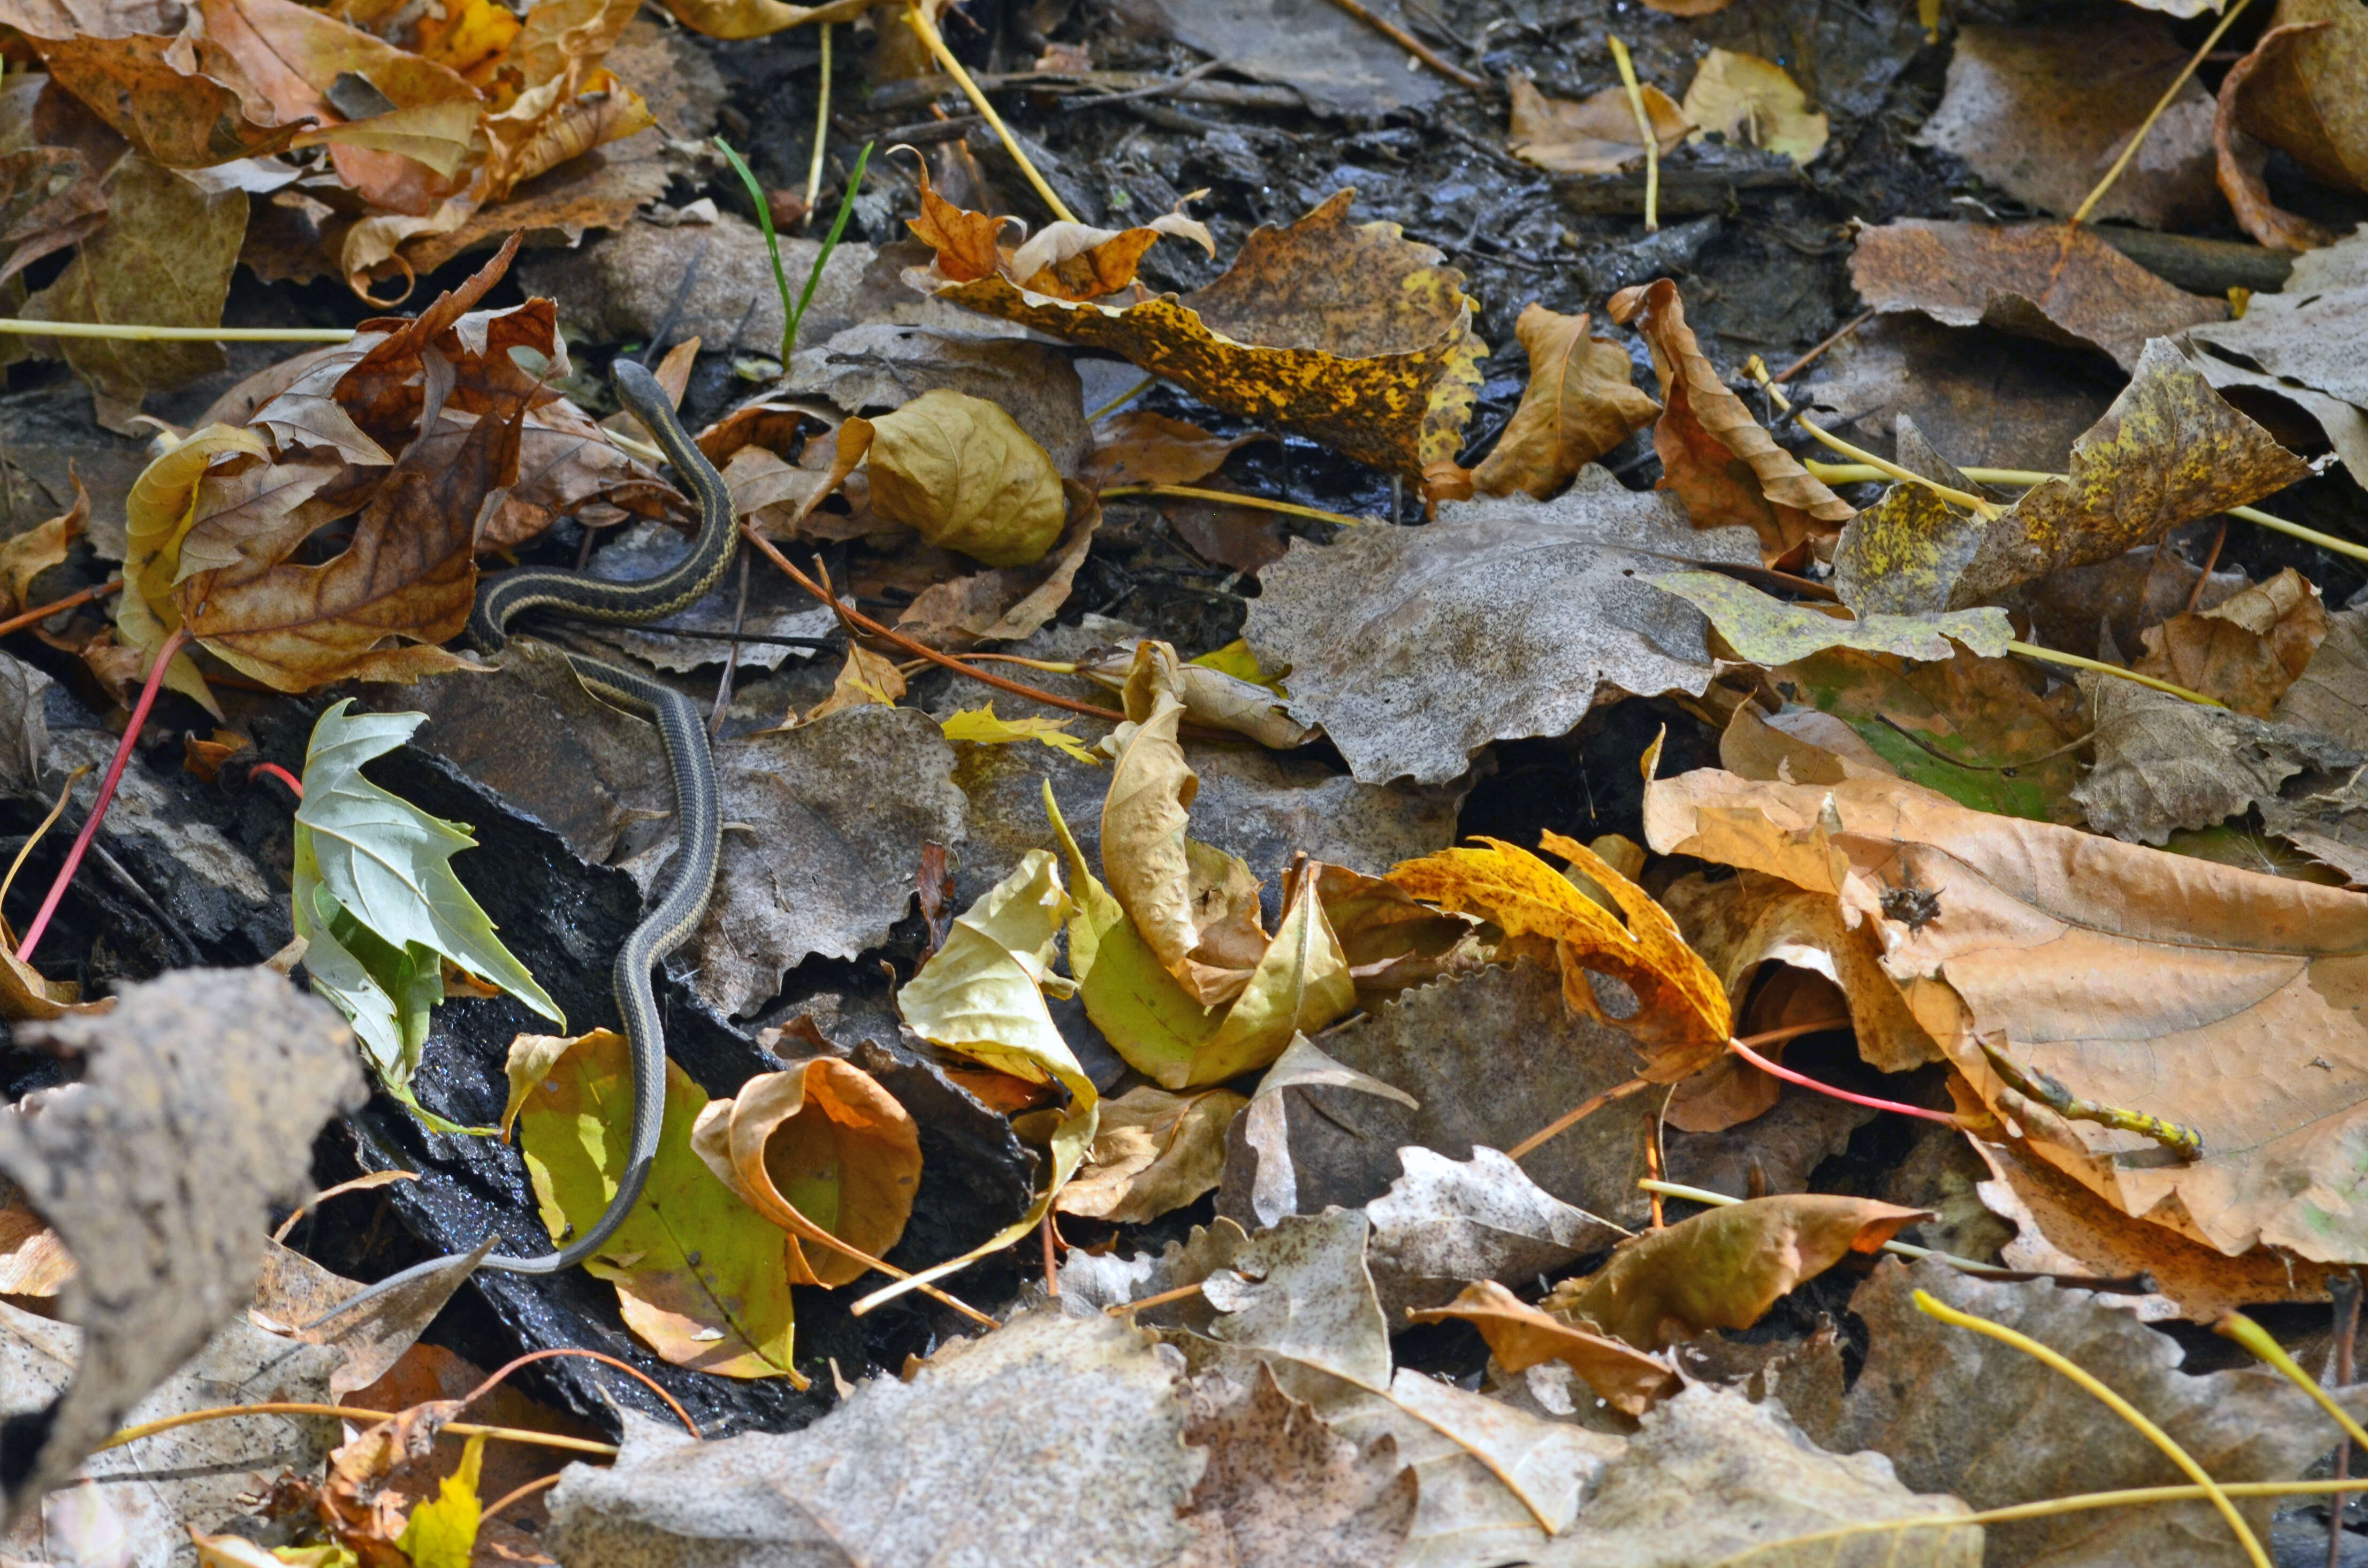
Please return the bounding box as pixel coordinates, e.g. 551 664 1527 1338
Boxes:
291 699 559 1115
1650 570 2013 663
395 1432 483 1568
510 1028 803 1382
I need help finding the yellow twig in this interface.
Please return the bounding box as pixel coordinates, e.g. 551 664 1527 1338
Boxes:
1606 36 1658 234
0 322 354 342
0 763 88 945
1912 1289 2268 1568
1752 361 1999 517
1086 372 1158 424
1099 483 1370 526
1806 461 2368 567
2070 0 2252 226
1640 1180 2051 1282
804 22 832 221
2215 1311 2368 1451
2006 640 2225 707
97 1403 620 1458
905 1 1078 224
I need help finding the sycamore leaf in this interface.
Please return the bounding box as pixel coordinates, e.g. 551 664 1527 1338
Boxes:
690 1057 921 1288
293 701 557 1112
1471 304 1659 500
1408 1280 1679 1417
512 1028 801 1379
1544 1194 1928 1351
941 701 1101 766
1388 833 1731 1077
1652 570 2013 662
393 1432 482 1568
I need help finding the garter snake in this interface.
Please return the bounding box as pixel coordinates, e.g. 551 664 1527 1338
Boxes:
314 360 736 1321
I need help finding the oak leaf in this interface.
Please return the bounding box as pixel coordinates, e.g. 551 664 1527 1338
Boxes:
1643 764 2368 1261
1505 71 1687 175
689 1056 921 1287
909 188 1486 481
507 1028 802 1379
1608 278 1852 562
1544 1193 1927 1350
1470 304 1659 500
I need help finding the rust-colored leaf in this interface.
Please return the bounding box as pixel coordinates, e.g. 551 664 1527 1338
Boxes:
2133 567 2326 715
1607 278 1852 563
2237 0 2368 200
1084 410 1270 490
2215 21 2343 251
1506 71 1688 175
1472 304 1659 499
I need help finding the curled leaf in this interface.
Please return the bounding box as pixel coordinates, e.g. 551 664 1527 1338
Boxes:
1471 304 1659 500
1056 1083 1247 1225
1408 1280 1679 1417
852 388 1065 568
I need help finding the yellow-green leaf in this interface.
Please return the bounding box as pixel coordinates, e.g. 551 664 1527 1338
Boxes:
1651 570 2014 663
394 1432 482 1568
941 701 1101 765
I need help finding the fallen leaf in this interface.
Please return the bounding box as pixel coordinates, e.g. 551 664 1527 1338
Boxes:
0 969 361 1524
1536 1383 1976 1566
1945 338 2311 603
1848 219 2224 373
785 320 1092 478
1055 1084 1247 1225
0 470 81 614
1159 486 1290 577
1179 1364 1417 1568
2233 0 2368 202
0 9 303 170
1783 1258 2364 1567
1545 1193 1927 1351
800 641 905 724
2214 21 2344 252
293 701 559 1115
1243 469 1758 786
2187 226 2368 435
508 1028 801 1380
1072 639 1313 749
1083 409 1268 489
1364 1145 1623 1323
1389 831 1732 1075
2072 672 2350 845
394 1431 482 1568
1917 21 2219 227
1643 765 2368 1260
940 701 1099 766
21 154 245 431
2275 603 2368 747
1471 304 1660 499
2133 565 2326 714
1655 570 2013 663
909 188 1486 480
689 1056 921 1287
1216 960 1655 1230
1141 0 1447 117
545 1310 1197 1563
893 484 1100 648
848 389 1065 568
1826 423 1989 618
1681 50 1829 165
1410 1281 1679 1417
1608 278 1854 562
1506 71 1689 175
1314 860 1479 1008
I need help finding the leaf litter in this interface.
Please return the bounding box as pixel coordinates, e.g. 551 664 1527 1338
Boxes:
12 0 2368 1562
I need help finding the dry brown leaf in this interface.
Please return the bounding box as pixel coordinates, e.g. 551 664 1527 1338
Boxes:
2069 673 2344 846
854 388 1065 567
1918 22 2219 228
1643 765 2368 1262
2215 21 2344 252
1849 219 2224 373
0 472 83 613
1505 71 1689 175
801 642 906 725
0 20 303 170
1471 304 1659 499
1948 338 2311 603
1083 410 1268 489
2133 565 2327 715
2237 0 2368 200
688 1055 921 1288
1544 1193 1927 1351
1056 1084 1248 1225
1680 50 1828 165
1408 1281 1679 1416
1608 278 1853 563
894 484 1100 648
909 188 1486 481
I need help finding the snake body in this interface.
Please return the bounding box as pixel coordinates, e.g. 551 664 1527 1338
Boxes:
320 360 736 1317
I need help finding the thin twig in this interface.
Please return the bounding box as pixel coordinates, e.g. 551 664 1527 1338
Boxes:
96 1403 620 1458
0 323 353 342
2005 639 2224 707
2187 519 2229 613
0 577 120 637
1506 1075 1652 1161
2070 0 2253 226
1752 363 1998 516
0 764 87 944
1061 59 1224 112
1772 309 1875 383
907 1 1079 223
1874 712 2096 772
1098 484 1372 526
1086 373 1159 423
805 22 833 222
18 625 188 962
710 553 750 736
481 1474 563 1525
1318 0 1487 87
464 1348 700 1436
1606 36 1658 233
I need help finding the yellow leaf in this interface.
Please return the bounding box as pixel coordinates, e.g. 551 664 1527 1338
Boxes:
802 643 905 724
0 473 83 615
859 389 1065 568
1680 49 1830 165
1388 833 1730 1076
940 701 1101 765
1190 638 1285 690
394 1432 482 1568
119 424 267 716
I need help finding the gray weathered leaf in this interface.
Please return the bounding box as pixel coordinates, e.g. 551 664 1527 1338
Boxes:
1366 1146 1623 1324
2073 672 2355 844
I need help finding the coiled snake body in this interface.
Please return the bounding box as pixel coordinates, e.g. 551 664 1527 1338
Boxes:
322 360 736 1316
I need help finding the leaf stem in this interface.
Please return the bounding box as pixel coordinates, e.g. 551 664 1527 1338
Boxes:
0 763 87 946
2070 0 2252 226
464 1348 699 1435
1726 1035 1969 1127
1913 1288 2269 1568
17 625 188 963
804 22 833 219
1606 36 1658 234
2004 640 2225 707
1317 0 1487 88
2215 1310 2368 1451
906 1 1078 224
1098 484 1370 526
249 761 305 799
1751 363 1999 517
96 1403 620 1458
1085 372 1158 424
0 577 119 637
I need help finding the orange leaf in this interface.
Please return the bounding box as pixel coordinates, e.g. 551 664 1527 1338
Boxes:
1408 1280 1678 1416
